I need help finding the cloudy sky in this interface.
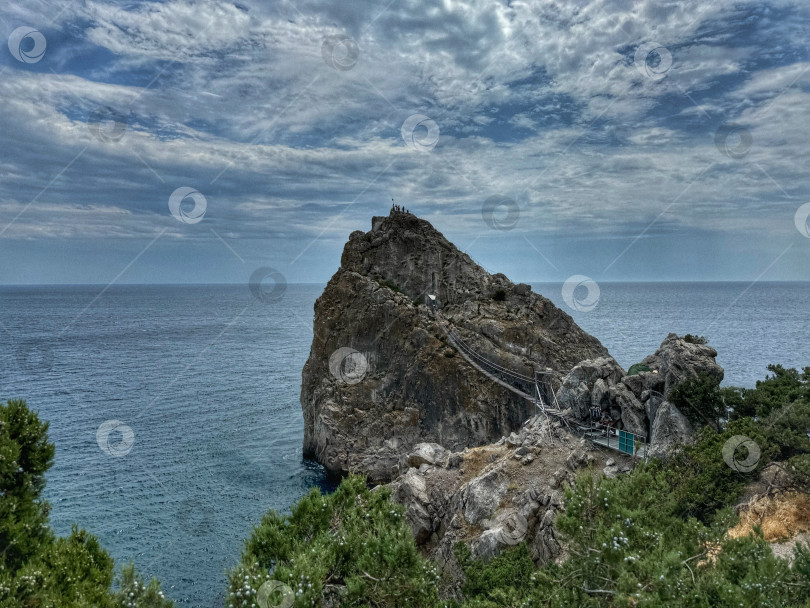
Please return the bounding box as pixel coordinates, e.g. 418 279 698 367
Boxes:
1 0 810 285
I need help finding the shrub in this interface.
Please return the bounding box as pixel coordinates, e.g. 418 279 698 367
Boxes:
227 475 439 608
455 542 535 606
380 279 401 293
732 365 810 420
668 372 727 430
659 417 774 522
683 334 708 344
492 289 506 301
628 363 651 376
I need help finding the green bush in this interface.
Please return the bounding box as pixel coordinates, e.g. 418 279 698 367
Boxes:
668 372 728 430
628 363 651 376
683 334 708 345
380 279 401 293
658 418 774 522
492 289 506 302
730 365 810 420
227 475 439 608
455 542 535 605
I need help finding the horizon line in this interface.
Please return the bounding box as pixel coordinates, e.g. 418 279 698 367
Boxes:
2 279 810 288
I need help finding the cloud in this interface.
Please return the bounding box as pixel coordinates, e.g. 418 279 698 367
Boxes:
1 0 809 281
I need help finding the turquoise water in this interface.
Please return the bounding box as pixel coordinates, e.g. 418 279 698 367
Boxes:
0 282 807 606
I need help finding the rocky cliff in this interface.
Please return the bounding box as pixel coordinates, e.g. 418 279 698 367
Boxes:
556 333 724 457
386 422 634 598
300 209 610 481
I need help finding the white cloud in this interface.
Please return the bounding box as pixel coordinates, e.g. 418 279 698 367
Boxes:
1 0 809 281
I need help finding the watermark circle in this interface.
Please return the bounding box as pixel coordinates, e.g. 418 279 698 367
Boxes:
722 435 760 473
257 580 294 608
634 42 672 80
497 511 528 546
8 26 46 64
177 499 214 537
328 347 369 385
15 340 54 374
168 187 207 224
321 34 359 71
249 267 287 303
481 195 520 231
401 114 439 152
562 275 600 313
96 420 135 457
715 124 752 160
794 202 810 238
89 106 127 143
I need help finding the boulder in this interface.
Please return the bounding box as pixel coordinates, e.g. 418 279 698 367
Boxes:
557 381 591 419
591 377 610 409
648 400 694 458
514 283 532 296
462 468 509 525
642 333 724 394
404 443 449 469
393 469 434 543
645 391 665 428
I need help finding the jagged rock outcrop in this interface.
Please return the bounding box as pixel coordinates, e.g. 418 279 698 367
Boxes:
557 333 724 453
301 210 609 481
385 416 635 597
647 401 694 459
641 333 725 394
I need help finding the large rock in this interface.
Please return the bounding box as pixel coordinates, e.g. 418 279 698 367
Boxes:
648 400 694 458
461 468 509 525
403 442 449 469
301 210 609 481
393 469 434 544
385 417 629 595
558 333 724 455
557 357 625 419
642 333 724 394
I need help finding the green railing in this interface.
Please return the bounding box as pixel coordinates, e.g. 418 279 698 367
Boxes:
586 421 646 457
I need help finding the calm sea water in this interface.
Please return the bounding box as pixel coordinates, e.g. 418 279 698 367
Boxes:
0 282 807 606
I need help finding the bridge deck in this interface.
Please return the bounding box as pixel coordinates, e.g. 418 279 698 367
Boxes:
584 430 647 459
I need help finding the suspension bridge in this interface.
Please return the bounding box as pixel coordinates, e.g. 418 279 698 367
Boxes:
433 310 647 459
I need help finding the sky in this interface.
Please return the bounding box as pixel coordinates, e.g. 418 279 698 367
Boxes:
1 0 810 286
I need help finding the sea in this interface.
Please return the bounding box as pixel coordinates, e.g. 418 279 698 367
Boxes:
0 281 807 606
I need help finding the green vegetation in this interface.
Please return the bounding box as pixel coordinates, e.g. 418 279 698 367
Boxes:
492 289 506 301
379 279 401 293
0 399 173 608
668 371 730 430
226 366 810 607
683 334 708 345
6 364 810 607
627 363 651 376
226 475 438 608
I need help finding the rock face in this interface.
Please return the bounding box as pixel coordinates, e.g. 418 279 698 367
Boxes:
555 333 724 453
385 416 634 597
301 210 609 481
648 401 695 459
641 333 724 394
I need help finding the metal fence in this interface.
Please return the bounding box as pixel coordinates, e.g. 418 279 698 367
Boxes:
586 421 647 457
